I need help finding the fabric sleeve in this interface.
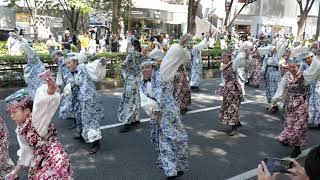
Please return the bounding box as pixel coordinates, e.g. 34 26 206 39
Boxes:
85 59 107 82
277 39 290 58
32 84 60 137
140 88 159 117
16 130 33 167
194 39 208 51
303 56 320 84
289 46 309 58
18 39 36 59
232 52 246 71
271 75 287 103
257 46 271 56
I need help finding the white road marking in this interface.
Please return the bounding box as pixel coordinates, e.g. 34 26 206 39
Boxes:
100 101 255 130
226 145 318 180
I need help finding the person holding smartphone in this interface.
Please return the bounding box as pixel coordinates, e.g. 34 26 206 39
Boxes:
258 145 320 180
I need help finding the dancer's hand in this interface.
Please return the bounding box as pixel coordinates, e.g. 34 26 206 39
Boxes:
286 159 307 180
257 161 278 180
48 82 58 95
13 163 23 178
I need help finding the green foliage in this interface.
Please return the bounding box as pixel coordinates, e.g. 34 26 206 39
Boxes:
195 37 202 44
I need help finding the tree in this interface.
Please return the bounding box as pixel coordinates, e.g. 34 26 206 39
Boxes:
296 0 315 41
57 0 94 32
111 0 133 35
224 0 234 32
315 1 320 41
225 0 257 32
6 0 54 40
187 0 201 35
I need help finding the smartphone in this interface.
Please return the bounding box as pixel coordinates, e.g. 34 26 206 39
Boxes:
263 158 293 173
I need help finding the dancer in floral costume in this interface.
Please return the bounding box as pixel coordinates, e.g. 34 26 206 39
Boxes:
247 46 262 88
173 64 191 114
117 39 144 132
5 83 73 179
218 52 243 136
66 54 106 154
139 34 192 179
262 39 290 110
271 58 309 158
0 116 15 179
187 37 209 92
51 50 74 123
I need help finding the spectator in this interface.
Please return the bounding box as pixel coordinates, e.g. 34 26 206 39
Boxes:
6 32 20 55
61 30 72 54
46 34 57 54
88 34 97 54
257 145 320 180
110 34 119 52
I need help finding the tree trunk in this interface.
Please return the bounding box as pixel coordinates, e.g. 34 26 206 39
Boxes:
226 3 247 32
297 15 307 41
315 2 320 41
112 0 121 35
224 0 234 32
187 0 200 35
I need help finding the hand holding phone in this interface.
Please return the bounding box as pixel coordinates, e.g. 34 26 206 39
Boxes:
263 158 293 173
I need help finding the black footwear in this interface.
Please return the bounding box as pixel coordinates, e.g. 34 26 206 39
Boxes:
236 122 242 128
89 140 101 154
131 121 141 126
256 85 259 88
166 176 176 180
180 108 188 115
68 119 77 130
228 125 238 136
177 171 184 177
191 86 200 92
119 124 130 133
73 133 82 140
290 147 302 158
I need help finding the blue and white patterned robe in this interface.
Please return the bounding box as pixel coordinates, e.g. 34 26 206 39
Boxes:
301 61 320 126
189 39 208 87
56 57 74 120
70 60 105 143
24 55 46 99
140 70 189 177
262 40 288 104
117 48 143 124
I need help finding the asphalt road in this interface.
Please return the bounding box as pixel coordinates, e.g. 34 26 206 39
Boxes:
1 78 319 180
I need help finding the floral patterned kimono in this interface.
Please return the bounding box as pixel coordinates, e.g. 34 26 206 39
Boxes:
56 57 74 120
189 39 208 87
261 40 288 104
70 60 106 143
303 56 320 127
22 44 46 99
16 85 73 179
0 117 15 179
140 71 189 177
173 64 191 110
218 61 242 125
273 71 308 146
247 49 262 86
117 48 143 124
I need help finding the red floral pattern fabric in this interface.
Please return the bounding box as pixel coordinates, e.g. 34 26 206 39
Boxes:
18 115 73 180
218 62 242 125
275 72 308 146
0 116 15 179
173 65 191 110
